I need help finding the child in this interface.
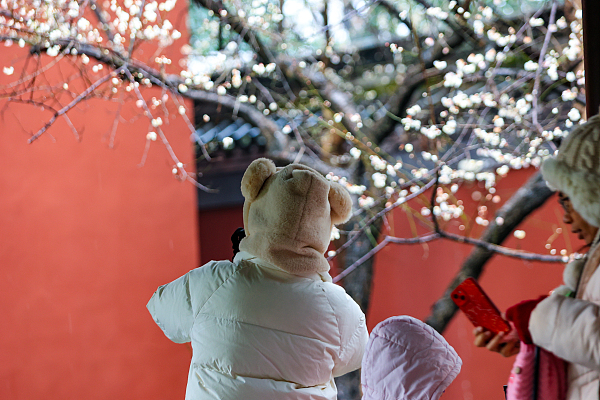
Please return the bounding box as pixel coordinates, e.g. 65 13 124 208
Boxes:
147 158 368 400
361 316 462 400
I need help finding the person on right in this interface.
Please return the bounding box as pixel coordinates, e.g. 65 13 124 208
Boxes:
475 115 600 400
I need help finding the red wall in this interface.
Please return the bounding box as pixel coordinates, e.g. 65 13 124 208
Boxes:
198 206 245 264
369 168 576 400
0 4 198 399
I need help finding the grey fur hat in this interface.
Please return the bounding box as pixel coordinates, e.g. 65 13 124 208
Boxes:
541 114 600 228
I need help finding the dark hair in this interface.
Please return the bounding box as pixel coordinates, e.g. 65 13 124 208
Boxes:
231 227 246 261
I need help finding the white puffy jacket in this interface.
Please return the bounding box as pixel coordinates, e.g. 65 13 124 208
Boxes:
530 243 600 400
147 251 368 400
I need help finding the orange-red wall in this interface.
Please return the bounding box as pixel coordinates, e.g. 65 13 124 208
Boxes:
198 206 244 264
369 168 575 400
0 4 199 398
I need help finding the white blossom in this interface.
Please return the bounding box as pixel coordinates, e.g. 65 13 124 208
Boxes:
433 60 447 70
442 119 457 134
524 60 538 71
568 108 581 122
146 132 158 141
372 172 387 188
443 71 463 88
514 230 526 239
350 148 361 159
370 155 387 171
421 125 442 139
359 196 375 208
561 89 578 101
330 226 340 241
222 136 234 149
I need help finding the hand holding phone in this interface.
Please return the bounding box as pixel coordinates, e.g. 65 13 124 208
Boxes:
451 278 511 334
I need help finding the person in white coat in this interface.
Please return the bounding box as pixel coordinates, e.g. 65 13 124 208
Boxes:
147 158 368 400
529 115 600 400
473 115 600 400
361 316 462 400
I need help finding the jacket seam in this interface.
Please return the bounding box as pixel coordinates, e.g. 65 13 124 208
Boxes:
320 288 343 361
194 261 253 319
196 313 335 341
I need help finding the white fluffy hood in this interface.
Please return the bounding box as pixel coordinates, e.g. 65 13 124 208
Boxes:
239 158 352 276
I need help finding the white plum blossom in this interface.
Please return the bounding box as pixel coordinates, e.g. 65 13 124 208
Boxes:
406 104 421 116
433 60 447 70
568 108 581 122
443 71 463 88
370 155 387 171
372 172 387 188
562 89 578 101
359 196 375 208
420 125 442 139
330 226 340 241
524 61 538 71
485 48 496 62
530 18 545 27
442 119 457 134
514 230 527 239
222 136 234 149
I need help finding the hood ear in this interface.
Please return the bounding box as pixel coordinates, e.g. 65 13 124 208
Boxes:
329 182 352 224
241 158 277 201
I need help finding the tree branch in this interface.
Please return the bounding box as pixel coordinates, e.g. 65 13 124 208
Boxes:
425 171 555 332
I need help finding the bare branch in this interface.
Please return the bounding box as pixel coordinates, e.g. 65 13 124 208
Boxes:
328 176 438 260
531 1 558 133
333 233 440 283
425 171 555 332
186 89 287 153
28 66 120 143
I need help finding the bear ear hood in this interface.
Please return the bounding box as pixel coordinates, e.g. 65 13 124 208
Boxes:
239 158 353 276
241 158 277 202
329 181 352 225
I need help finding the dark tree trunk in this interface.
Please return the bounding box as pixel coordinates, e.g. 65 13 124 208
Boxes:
335 166 382 400
334 225 379 400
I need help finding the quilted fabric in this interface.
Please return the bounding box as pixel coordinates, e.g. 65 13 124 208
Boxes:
148 252 368 400
361 316 462 400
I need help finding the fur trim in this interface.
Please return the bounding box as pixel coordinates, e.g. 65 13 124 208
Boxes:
563 257 586 291
541 157 600 227
552 285 572 296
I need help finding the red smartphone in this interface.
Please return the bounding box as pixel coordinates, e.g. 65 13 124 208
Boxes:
451 278 511 334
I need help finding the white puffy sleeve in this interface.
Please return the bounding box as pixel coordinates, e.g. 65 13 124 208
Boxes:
325 285 369 377
530 294 600 371
147 271 195 343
